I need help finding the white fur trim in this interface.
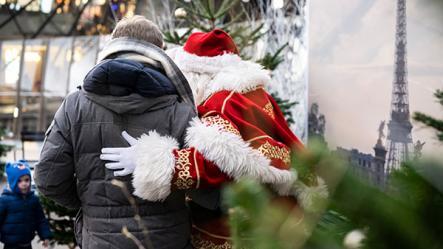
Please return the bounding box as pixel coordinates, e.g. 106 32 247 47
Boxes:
167 47 243 74
167 47 271 100
293 177 329 212
185 118 296 190
204 62 271 100
132 131 179 201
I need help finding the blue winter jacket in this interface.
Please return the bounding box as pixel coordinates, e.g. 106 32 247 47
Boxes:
0 160 52 245
0 189 53 246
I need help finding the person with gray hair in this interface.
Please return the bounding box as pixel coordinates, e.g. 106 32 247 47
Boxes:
111 15 164 48
34 15 196 249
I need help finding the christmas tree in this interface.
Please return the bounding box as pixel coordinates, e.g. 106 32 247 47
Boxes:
413 89 443 141
0 129 13 177
39 193 79 248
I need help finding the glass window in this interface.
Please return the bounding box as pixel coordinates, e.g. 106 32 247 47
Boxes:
45 37 72 96
0 40 22 91
42 37 72 130
20 39 48 133
68 36 99 93
20 39 47 93
0 40 23 132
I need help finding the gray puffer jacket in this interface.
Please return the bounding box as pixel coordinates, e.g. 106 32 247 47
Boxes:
35 59 196 249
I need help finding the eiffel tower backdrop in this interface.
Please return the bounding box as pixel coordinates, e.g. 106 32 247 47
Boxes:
385 0 414 173
310 0 425 189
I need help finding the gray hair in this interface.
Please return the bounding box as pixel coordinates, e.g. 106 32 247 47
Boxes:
111 15 164 48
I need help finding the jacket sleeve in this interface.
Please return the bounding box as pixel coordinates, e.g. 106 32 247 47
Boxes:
169 102 232 189
170 110 295 189
34 197 53 240
34 99 81 209
170 103 231 188
132 109 295 201
170 147 230 190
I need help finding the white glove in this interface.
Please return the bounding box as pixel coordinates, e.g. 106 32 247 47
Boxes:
100 131 139 177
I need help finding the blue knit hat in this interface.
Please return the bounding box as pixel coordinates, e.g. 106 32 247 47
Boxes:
6 160 31 194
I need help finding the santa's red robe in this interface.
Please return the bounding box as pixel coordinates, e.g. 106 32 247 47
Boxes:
132 48 320 248
169 86 304 191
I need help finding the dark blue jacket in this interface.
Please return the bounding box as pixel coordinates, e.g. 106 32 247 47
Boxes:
82 58 178 97
0 189 53 246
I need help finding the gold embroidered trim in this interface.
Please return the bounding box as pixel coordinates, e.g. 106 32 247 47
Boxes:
202 115 241 136
263 102 275 119
191 233 232 249
203 85 265 108
174 149 194 189
192 225 231 240
247 135 272 143
202 110 218 118
221 91 235 114
257 141 291 165
193 150 201 189
202 96 212 107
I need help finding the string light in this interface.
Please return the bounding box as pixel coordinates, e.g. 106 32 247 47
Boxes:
13 107 19 119
174 8 187 18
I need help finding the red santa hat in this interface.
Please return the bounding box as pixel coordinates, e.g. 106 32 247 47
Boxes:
183 29 239 57
167 28 271 100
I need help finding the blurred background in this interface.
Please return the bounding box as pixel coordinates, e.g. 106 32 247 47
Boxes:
0 1 309 248
0 0 442 249
0 0 309 164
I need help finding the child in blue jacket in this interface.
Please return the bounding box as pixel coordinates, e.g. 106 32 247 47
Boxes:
0 160 52 249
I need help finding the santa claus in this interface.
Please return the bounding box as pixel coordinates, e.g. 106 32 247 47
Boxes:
101 29 327 248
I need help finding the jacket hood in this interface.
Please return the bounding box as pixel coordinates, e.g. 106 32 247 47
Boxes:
5 160 31 194
82 58 181 114
83 59 178 98
97 37 196 108
83 90 180 115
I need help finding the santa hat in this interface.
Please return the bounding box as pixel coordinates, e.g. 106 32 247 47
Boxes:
183 29 239 57
166 29 271 101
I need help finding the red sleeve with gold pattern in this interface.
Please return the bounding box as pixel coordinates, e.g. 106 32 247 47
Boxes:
248 136 292 171
169 90 301 190
200 89 301 171
171 148 232 190
169 105 244 190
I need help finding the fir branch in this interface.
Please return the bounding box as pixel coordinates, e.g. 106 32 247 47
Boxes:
413 112 443 141
435 89 443 106
257 43 289 70
413 89 443 141
271 92 298 125
214 0 240 19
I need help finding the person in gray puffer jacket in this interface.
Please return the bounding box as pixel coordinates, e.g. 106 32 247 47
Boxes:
34 16 196 249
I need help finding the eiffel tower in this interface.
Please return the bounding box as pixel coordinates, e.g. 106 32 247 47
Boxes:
385 0 413 173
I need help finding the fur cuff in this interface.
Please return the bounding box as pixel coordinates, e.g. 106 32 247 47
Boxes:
205 62 271 99
185 118 296 188
132 131 179 201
